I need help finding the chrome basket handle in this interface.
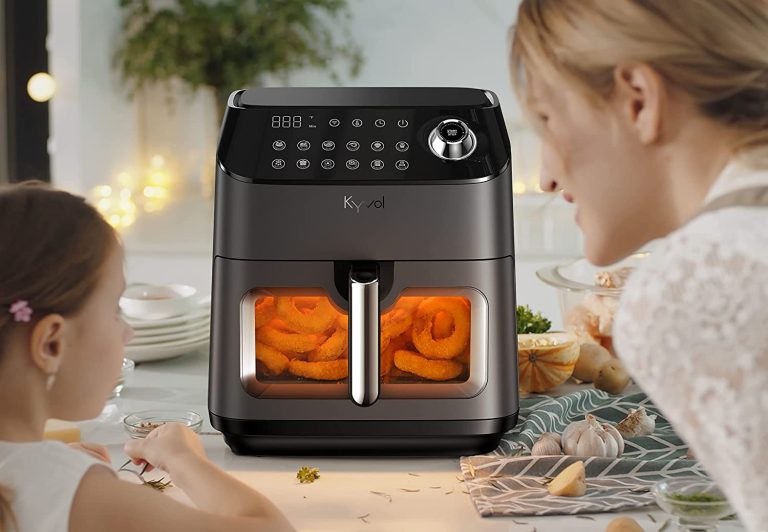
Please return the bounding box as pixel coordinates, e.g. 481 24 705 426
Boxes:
348 265 380 407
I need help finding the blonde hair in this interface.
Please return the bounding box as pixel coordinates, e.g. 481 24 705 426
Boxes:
510 0 768 150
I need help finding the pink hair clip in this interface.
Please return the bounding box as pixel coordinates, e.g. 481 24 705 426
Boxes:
9 300 33 322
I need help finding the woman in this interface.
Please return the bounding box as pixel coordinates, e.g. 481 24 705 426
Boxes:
510 1 767 530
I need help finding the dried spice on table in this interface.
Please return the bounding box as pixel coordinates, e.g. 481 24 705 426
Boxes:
296 466 320 484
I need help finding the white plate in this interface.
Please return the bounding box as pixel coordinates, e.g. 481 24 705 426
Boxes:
128 326 210 345
125 307 210 329
125 338 209 363
126 330 210 351
131 316 210 338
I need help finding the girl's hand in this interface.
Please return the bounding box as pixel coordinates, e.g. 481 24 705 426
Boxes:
69 442 111 463
123 423 206 475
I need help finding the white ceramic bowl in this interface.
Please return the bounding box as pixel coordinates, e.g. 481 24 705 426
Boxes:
120 284 198 320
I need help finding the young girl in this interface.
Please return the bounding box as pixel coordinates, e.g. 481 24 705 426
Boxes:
0 182 294 532
510 1 767 530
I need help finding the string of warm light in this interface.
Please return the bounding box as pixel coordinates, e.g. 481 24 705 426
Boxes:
92 155 175 229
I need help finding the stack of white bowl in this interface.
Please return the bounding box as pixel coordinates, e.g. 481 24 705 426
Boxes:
120 284 210 363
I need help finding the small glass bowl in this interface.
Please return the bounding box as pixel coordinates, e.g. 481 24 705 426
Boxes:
652 477 734 531
123 409 203 439
112 358 135 398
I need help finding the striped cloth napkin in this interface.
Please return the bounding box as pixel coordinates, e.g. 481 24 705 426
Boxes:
460 389 708 517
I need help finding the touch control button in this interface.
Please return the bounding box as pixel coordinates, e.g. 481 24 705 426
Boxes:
371 159 384 170
352 118 363 127
321 159 335 170
296 159 310 170
322 140 335 151
329 118 340 127
395 160 409 171
272 140 286 151
346 140 360 151
371 140 384 152
375 119 385 127
397 119 408 128
395 141 409 152
346 159 360 170
297 140 311 151
272 159 285 170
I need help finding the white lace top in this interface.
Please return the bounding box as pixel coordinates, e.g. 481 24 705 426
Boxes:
614 154 768 532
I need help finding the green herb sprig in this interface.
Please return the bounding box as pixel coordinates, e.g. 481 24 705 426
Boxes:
516 305 552 334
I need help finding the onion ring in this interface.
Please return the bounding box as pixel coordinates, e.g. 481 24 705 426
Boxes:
255 341 289 375
308 327 347 361
411 297 470 359
254 296 277 329
256 323 326 354
381 307 413 339
393 349 463 381
380 332 410 376
432 310 454 339
288 359 348 381
393 296 424 313
275 296 337 334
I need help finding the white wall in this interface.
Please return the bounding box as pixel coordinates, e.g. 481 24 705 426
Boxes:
49 0 139 195
285 0 523 124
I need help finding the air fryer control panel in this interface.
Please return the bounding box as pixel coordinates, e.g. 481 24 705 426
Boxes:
217 88 511 184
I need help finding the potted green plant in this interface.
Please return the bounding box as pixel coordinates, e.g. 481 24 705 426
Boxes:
114 0 363 122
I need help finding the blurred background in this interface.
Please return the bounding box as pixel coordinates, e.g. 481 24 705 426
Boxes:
0 0 582 325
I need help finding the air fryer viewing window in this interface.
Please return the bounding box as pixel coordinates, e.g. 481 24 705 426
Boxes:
240 288 488 399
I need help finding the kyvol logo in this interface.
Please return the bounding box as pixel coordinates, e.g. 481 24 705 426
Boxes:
343 195 385 213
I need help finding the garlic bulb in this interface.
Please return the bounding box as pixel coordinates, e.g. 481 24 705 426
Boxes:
616 407 657 438
562 414 624 458
531 432 562 456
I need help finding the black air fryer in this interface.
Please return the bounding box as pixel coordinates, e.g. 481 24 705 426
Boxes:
209 87 519 455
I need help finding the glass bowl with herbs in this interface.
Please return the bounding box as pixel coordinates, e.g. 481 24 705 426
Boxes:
123 410 203 439
652 477 735 531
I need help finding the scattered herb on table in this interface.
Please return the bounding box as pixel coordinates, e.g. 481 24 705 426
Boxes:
516 305 552 334
357 513 370 524
145 477 173 491
369 490 392 503
296 466 320 484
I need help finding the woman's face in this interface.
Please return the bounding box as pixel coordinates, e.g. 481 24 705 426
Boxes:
526 73 668 266
50 243 134 420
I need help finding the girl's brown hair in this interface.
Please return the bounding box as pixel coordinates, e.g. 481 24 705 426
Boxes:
0 180 118 531
510 0 768 151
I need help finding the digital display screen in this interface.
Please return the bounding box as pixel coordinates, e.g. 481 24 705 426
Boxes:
271 115 302 128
